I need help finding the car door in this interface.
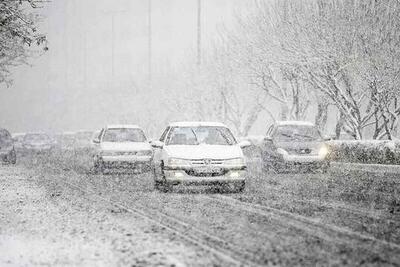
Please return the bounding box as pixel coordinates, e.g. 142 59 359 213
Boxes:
152 127 170 177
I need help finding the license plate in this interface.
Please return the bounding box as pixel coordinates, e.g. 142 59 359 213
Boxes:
195 167 221 174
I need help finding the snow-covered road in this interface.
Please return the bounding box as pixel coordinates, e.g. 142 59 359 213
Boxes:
1 153 400 266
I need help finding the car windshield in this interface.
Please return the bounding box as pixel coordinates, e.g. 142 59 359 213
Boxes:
166 126 236 145
102 128 146 142
24 134 50 143
274 125 321 141
0 130 12 144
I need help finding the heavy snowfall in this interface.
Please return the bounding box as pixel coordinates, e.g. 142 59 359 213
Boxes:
0 0 400 266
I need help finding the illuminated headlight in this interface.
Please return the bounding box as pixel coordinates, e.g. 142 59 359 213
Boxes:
168 158 191 167
319 145 329 158
174 172 184 178
224 157 245 167
230 171 240 178
137 150 153 156
276 148 288 156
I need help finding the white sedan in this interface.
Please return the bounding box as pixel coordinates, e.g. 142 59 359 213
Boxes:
151 121 250 192
92 125 153 174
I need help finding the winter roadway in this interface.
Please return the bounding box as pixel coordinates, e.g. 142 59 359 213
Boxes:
1 152 400 266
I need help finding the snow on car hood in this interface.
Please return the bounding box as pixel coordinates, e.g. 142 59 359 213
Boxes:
274 140 324 151
164 144 244 159
100 142 151 152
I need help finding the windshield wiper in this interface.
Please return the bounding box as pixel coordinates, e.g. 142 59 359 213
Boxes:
216 128 232 145
293 133 315 139
190 128 200 145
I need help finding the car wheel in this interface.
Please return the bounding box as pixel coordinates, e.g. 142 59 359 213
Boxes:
234 181 245 193
154 180 172 192
93 160 104 174
154 163 172 192
9 149 17 164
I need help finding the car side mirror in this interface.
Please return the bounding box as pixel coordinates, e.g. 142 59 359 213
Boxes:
151 140 164 148
238 140 251 149
323 135 335 141
92 138 100 144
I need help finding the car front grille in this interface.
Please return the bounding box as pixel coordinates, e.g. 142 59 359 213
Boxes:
190 159 224 166
185 169 228 177
116 151 137 156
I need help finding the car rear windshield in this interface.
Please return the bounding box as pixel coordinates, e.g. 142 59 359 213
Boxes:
166 126 237 146
274 125 321 141
102 128 146 142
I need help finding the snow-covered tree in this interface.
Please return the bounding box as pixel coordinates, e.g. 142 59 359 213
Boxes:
0 0 47 86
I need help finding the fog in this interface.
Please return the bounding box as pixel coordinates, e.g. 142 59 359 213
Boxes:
1 0 259 137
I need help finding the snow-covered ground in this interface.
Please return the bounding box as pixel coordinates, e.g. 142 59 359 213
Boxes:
0 152 399 266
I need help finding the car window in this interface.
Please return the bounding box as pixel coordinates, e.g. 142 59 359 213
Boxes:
102 128 146 142
166 126 236 146
266 125 273 136
273 125 322 141
159 127 170 142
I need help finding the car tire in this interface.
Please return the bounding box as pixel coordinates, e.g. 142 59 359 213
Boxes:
234 181 245 193
8 149 17 165
93 160 104 174
153 163 172 192
154 180 172 192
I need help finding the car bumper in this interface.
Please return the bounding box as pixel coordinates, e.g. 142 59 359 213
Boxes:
99 156 152 170
281 154 326 163
163 169 246 185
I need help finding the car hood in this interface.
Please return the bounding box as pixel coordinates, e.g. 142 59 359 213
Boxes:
24 142 51 146
100 142 151 152
274 140 324 153
164 144 243 159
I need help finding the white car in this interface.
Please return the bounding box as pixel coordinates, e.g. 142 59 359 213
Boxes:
151 122 250 192
92 125 153 174
22 132 55 152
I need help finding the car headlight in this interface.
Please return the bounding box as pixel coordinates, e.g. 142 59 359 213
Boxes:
137 150 153 156
276 148 288 156
319 145 329 158
224 157 245 166
167 158 191 167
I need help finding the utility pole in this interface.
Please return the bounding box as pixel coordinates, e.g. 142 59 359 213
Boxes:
148 0 152 85
197 0 201 68
103 10 128 83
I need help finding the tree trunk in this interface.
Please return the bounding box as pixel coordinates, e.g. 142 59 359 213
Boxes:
315 102 328 132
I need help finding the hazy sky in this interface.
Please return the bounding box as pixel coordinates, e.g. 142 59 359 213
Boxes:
0 0 249 135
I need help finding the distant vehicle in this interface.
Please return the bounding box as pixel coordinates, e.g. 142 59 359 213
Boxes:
151 121 251 192
261 121 330 172
12 132 26 152
92 125 153 174
0 128 17 164
22 132 54 152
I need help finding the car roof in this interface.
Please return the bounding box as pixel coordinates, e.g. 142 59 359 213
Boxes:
275 121 315 127
25 132 48 135
105 124 141 129
12 132 26 137
168 121 228 127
